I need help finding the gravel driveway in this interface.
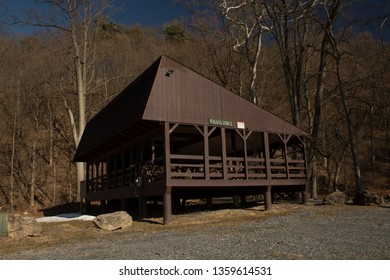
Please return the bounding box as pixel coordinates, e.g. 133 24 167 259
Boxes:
2 202 389 260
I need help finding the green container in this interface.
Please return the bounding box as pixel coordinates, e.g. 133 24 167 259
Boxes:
0 213 8 236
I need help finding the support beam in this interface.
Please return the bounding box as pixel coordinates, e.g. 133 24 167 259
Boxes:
203 126 210 180
263 132 272 181
302 190 309 205
101 161 105 190
265 187 272 211
221 128 228 180
243 130 249 179
86 162 90 194
163 187 172 225
107 159 111 188
164 122 171 185
283 140 290 179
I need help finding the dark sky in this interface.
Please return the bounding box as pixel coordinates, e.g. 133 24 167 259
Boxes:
1 0 389 37
113 0 188 27
1 0 188 34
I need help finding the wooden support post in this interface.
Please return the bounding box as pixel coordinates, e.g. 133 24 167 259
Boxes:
96 162 100 190
86 162 90 195
164 122 171 185
163 187 172 225
263 132 272 181
151 140 155 165
301 137 309 180
263 132 273 210
243 131 249 179
91 163 95 191
203 126 210 180
101 161 105 190
265 187 272 211
302 190 309 205
107 159 111 188
221 128 228 180
282 135 292 177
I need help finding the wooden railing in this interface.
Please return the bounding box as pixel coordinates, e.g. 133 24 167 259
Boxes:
169 154 305 181
270 159 306 179
287 159 307 179
247 158 267 179
86 155 307 193
170 154 206 179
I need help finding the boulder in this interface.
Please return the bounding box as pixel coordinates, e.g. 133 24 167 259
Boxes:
7 215 42 238
353 190 384 206
322 190 348 205
93 211 132 231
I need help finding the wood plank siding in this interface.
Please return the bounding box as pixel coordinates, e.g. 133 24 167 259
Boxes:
74 55 309 224
143 56 305 134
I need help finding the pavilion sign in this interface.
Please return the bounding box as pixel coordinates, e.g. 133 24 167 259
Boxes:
209 118 233 127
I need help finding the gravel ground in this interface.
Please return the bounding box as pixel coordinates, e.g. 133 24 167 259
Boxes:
2 202 390 260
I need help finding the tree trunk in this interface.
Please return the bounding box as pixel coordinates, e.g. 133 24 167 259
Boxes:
73 37 86 202
53 161 57 206
335 58 363 193
310 33 329 161
370 103 375 165
333 140 349 189
30 140 37 209
10 88 19 213
76 162 86 201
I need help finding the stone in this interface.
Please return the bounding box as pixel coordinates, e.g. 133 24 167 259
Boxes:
353 190 384 206
322 190 348 205
7 215 42 238
93 211 132 231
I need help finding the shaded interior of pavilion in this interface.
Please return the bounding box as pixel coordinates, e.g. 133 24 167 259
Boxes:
83 122 308 221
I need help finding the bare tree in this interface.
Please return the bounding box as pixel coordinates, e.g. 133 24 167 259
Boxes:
220 0 269 104
9 75 21 213
7 0 115 200
262 0 318 126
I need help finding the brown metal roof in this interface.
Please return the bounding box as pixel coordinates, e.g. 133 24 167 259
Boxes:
74 55 306 162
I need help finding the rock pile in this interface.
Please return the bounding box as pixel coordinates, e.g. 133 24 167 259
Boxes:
353 190 384 206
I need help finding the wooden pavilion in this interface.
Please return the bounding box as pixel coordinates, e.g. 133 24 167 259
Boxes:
74 55 309 224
